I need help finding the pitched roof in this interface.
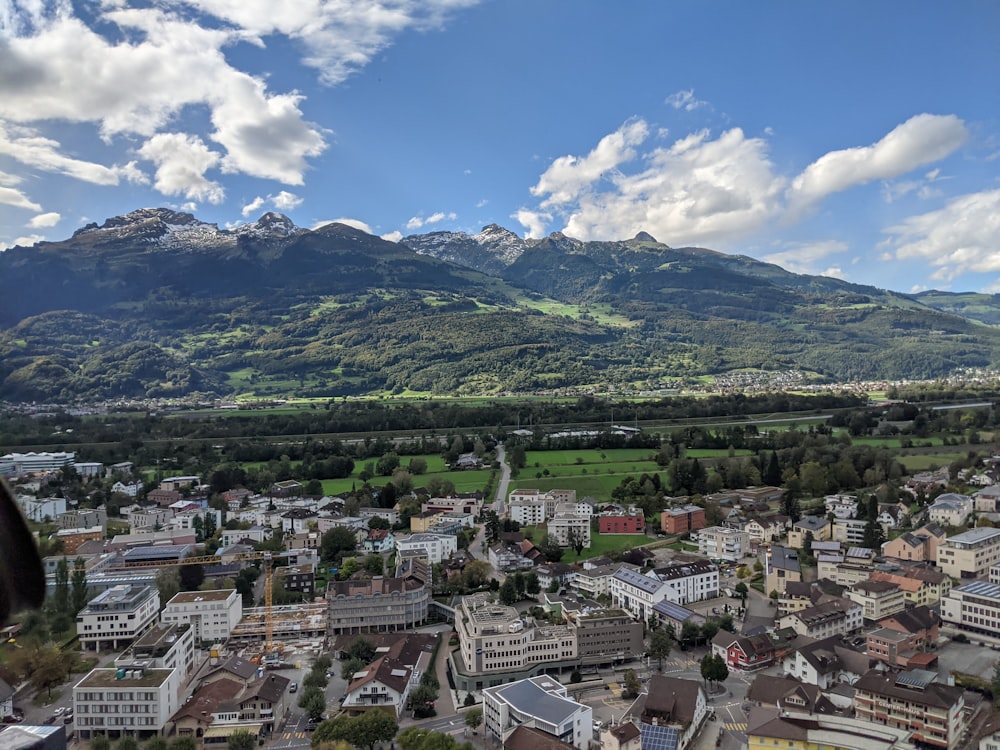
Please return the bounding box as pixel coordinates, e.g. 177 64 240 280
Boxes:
636 675 704 727
879 604 938 633
504 725 575 750
170 678 243 724
854 669 963 709
241 673 290 704
747 675 820 711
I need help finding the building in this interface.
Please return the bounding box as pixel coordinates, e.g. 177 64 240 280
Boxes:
0 451 75 475
76 584 160 652
483 676 592 750
456 593 576 690
629 675 707 750
846 579 906 621
610 567 669 622
115 623 196 679
747 707 916 750
781 634 875 689
869 563 951 607
787 516 832 547
547 506 591 549
881 523 946 562
572 563 634 600
54 527 104 555
171 673 289 739
342 655 415 718
277 565 315 598
162 589 242 645
508 490 547 525
831 517 867 546
854 668 966 750
865 627 937 669
651 559 719 605
696 526 749 561
17 496 68 523
652 600 706 635
57 508 107 532
744 516 786 545
824 495 859 520
936 526 1000 579
765 546 802 596
73 666 181 740
565 606 643 667
362 528 395 554
711 631 776 672
394 533 457 565
598 510 645 535
326 564 430 635
941 580 1000 636
778 597 862 639
926 493 973 527
661 504 706 535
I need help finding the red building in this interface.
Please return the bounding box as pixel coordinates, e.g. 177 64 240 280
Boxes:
661 504 706 534
712 631 775 671
599 514 645 534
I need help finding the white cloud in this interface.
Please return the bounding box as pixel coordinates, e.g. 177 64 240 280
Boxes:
137 133 225 204
381 230 403 243
0 7 327 190
0 186 41 211
272 191 303 210
241 196 267 218
27 211 60 228
514 208 550 239
532 124 785 246
405 211 456 230
882 167 950 204
665 89 708 112
531 119 649 208
788 114 966 211
0 121 137 185
312 217 373 234
0 233 45 251
761 240 849 277
883 188 1000 283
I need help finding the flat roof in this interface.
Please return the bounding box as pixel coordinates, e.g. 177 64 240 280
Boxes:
168 589 236 603
76 668 173 688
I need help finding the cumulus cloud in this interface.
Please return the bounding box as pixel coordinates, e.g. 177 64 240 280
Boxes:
761 240 849 277
27 212 60 228
0 233 46 251
272 191 303 210
405 211 456 230
883 188 1000 283
514 208 550 239
137 133 225 204
0 5 327 196
381 230 403 242
665 89 708 112
241 196 267 218
528 122 785 245
0 186 41 211
788 114 966 211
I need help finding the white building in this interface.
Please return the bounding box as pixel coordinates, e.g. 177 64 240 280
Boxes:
394 533 458 565
483 675 592 750
114 623 197 680
927 493 973 528
74 462 105 478
825 494 859 520
162 589 243 645
778 597 863 639
942 581 1000 636
111 480 143 498
547 505 591 549
696 526 749 561
17 496 68 523
0 451 75 475
76 584 160 652
220 526 272 547
610 567 669 622
508 491 546 525
73 666 180 740
937 526 1000 580
652 559 720 605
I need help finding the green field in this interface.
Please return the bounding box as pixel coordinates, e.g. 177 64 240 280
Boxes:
519 526 650 562
896 453 968 472
321 465 493 497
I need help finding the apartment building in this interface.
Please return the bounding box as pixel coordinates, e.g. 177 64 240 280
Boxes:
508 491 546 526
765 546 802 596
568 607 643 667
73 666 181 740
854 669 966 750
653 559 719 605
869 564 951 607
326 564 430 635
778 597 862 639
598 509 645 534
76 584 160 652
661 504 706 535
846 579 906 621
696 526 749 561
572 562 635 600
882 523 946 562
941 580 1000 636
787 516 832 548
548 506 591 549
937 526 1000 580
832 518 867 546
610 568 669 622
747 708 916 750
394 532 458 563
114 623 196 679
162 589 243 645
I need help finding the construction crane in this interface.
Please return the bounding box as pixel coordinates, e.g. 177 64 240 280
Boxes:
110 548 295 658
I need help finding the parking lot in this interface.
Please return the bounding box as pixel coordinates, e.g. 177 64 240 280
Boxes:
935 638 1000 680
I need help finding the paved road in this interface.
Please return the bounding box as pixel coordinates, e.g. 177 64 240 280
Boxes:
492 443 511 509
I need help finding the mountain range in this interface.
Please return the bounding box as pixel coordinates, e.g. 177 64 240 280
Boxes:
1 207 998 403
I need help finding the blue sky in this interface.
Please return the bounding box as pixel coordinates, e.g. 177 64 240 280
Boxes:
1 1 998 294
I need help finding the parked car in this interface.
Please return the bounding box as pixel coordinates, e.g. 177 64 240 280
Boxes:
289 682 297 693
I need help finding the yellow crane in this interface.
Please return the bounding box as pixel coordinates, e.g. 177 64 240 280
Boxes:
110 548 292 657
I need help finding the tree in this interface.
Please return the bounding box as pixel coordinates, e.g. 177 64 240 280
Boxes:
538 534 564 562
409 684 438 718
322 526 358 561
179 556 205 591
991 659 1000 703
116 737 138 750
679 621 700 650
227 732 257 750
700 653 729 692
352 708 399 750
170 736 197 750
621 668 642 700
71 556 91 613
497 577 517 605
648 627 673 671
340 657 366 681
90 736 111 750
734 581 748 603
30 646 69 697
567 527 586 556
53 557 70 614
464 708 482 734
299 687 327 721
524 571 541 596
145 738 168 750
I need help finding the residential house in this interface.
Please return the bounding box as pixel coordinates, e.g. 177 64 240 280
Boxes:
547 505 591 549
787 516 832 548
711 631 775 671
572 562 635 600
598 509 645 534
280 508 318 534
824 495 858 520
269 480 302 498
508 490 547 525
535 563 578 592
650 559 719 605
744 516 786 545
363 528 395 554
652 600 706 638
869 562 951 607
394 533 457 565
696 526 749 561
342 655 414 718
628 675 707 750
276 565 315 598
779 597 863 639
881 523 946 562
975 485 1000 513
927 493 973 527
781 635 874 689
111 480 143 497
765 546 802 596
832 517 867 546
488 540 535 572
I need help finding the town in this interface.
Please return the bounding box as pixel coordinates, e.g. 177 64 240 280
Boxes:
2 417 1000 750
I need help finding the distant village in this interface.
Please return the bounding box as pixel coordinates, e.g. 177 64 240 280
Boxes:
4 447 1000 750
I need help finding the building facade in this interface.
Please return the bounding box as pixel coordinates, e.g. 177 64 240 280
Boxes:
937 527 1000 580
76 585 160 652
854 669 966 750
162 589 243 645
73 666 180 739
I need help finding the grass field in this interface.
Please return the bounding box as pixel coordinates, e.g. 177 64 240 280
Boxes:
519 526 650 562
896 453 968 471
320 465 493 496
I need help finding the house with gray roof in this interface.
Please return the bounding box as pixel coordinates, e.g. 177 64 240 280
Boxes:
483 675 592 750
